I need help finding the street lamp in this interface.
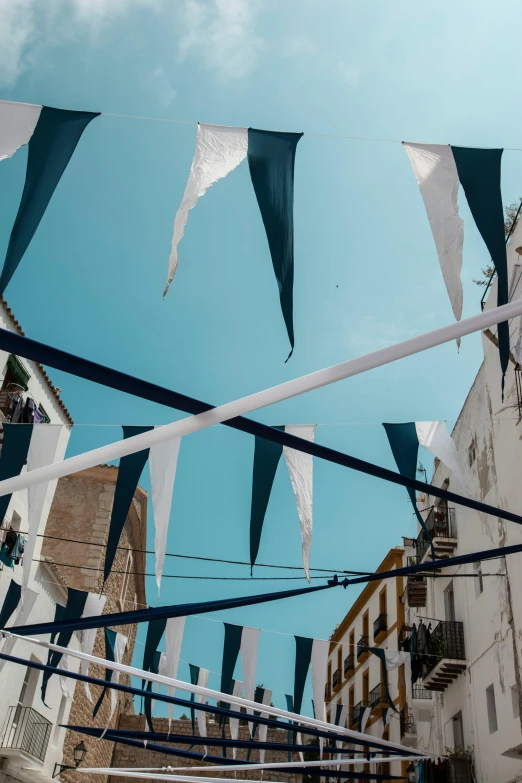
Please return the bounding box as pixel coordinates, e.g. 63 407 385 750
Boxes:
53 741 88 778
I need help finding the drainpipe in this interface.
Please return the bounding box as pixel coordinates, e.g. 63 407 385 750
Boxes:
503 556 522 732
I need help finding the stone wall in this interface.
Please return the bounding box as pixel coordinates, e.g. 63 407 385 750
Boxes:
109 715 304 783
41 466 147 783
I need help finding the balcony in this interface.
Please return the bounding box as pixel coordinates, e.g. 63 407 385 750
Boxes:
416 505 457 562
357 635 369 661
332 668 340 690
406 574 428 607
423 621 466 692
0 706 52 762
373 612 387 641
412 686 432 700
343 653 355 676
369 684 386 709
400 708 417 747
351 700 370 726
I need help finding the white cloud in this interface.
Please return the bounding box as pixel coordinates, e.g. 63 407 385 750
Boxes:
285 34 318 57
0 0 157 88
337 60 361 89
145 65 177 107
177 0 264 83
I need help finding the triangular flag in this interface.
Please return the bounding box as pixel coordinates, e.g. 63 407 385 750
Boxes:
0 423 34 522
0 580 22 629
196 667 209 744
165 616 186 727
104 425 153 582
164 124 248 294
142 618 167 691
24 424 63 595
415 421 469 496
0 100 42 162
240 625 260 731
0 106 100 294
249 431 284 571
256 687 273 764
247 129 303 360
0 586 37 672
79 593 107 702
283 425 316 580
293 635 313 715
93 628 118 717
149 432 182 596
228 679 244 758
221 623 243 698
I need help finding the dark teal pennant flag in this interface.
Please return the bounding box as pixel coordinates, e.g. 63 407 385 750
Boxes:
0 423 34 522
221 623 243 699
0 580 21 629
142 618 166 691
293 635 313 715
451 147 509 396
334 703 343 725
41 587 88 703
93 628 117 717
383 422 435 560
144 650 162 731
247 129 303 361
0 107 100 295
249 428 284 571
189 663 200 735
104 425 153 581
367 648 397 712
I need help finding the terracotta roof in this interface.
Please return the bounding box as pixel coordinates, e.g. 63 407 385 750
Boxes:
1 297 74 425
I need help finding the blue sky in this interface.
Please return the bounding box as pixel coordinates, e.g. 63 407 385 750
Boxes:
1 0 522 715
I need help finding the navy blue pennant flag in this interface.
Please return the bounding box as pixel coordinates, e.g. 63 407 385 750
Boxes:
0 423 34 522
0 107 99 295
247 129 302 361
0 580 21 629
293 635 313 715
93 628 117 717
221 623 243 698
142 618 166 691
249 428 284 571
41 587 88 703
104 425 153 581
189 663 200 735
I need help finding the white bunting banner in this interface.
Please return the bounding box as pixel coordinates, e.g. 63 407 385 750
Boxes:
0 587 38 672
229 679 244 758
257 688 273 765
165 616 186 726
196 667 209 744
108 634 128 722
80 593 108 702
0 100 42 162
310 637 329 757
240 625 259 731
164 123 248 295
404 143 464 331
415 420 470 496
283 425 316 581
149 432 182 596
24 425 64 595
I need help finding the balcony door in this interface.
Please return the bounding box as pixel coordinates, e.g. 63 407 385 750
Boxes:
444 582 456 622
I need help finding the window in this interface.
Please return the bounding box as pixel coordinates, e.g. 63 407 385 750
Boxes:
349 686 355 725
379 586 387 617
452 711 464 750
118 552 132 609
444 582 456 622
486 685 498 733
474 562 484 597
362 611 369 639
337 645 342 682
363 670 369 703
512 685 520 719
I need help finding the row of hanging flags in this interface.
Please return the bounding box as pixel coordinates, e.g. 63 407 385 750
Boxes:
0 416 471 597
0 577 408 738
0 100 513 377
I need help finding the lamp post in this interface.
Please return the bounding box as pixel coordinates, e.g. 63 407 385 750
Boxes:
53 741 88 778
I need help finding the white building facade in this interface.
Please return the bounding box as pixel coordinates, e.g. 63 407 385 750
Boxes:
0 299 75 783
399 218 522 782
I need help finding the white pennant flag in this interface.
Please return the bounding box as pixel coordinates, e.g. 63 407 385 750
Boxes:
240 625 259 731
228 679 244 759
79 593 107 702
0 100 42 162
311 638 329 758
404 143 464 332
257 688 272 764
0 587 38 672
283 425 316 581
415 421 470 497
196 667 209 745
149 432 182 596
108 633 128 722
165 616 186 727
24 425 64 596
164 123 248 295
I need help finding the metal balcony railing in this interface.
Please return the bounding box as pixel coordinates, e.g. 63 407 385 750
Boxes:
0 706 52 761
343 653 354 675
332 668 340 689
400 708 416 737
369 684 384 708
425 621 465 677
373 612 387 639
352 701 370 726
412 686 432 700
357 635 369 660
416 505 456 562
